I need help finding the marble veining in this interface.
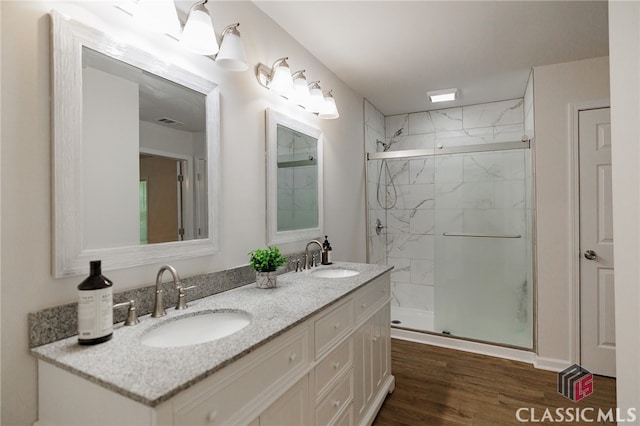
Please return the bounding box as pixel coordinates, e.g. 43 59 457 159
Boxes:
408 108 463 135
462 98 524 129
32 262 392 407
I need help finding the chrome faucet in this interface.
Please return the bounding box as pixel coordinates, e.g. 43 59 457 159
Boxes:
152 265 181 318
304 240 323 269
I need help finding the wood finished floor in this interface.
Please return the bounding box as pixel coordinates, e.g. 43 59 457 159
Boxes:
373 339 617 426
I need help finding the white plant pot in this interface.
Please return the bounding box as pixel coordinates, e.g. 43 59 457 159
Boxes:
256 271 278 289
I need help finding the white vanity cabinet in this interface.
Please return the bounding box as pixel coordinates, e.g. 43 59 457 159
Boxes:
36 272 393 426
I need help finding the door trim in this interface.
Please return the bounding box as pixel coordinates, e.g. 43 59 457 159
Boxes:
569 99 611 366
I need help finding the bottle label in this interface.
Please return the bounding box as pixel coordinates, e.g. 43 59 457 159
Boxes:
78 287 113 339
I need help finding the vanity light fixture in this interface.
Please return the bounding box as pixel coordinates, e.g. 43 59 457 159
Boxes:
135 0 181 35
319 91 340 119
268 57 294 97
255 60 340 119
115 0 248 71
181 0 219 56
215 23 249 71
427 88 458 103
290 70 311 106
306 81 325 113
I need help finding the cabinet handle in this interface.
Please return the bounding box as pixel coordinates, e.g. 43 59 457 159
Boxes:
289 353 297 362
332 361 340 370
333 400 341 408
207 410 218 423
361 303 367 309
334 322 340 330
372 336 378 342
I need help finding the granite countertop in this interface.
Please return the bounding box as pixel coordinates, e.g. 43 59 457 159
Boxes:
32 262 392 407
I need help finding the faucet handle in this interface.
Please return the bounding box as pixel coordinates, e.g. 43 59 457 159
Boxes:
311 254 318 268
295 258 302 272
176 284 196 310
113 300 140 326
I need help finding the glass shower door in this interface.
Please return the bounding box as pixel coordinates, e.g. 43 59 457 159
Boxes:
433 149 533 348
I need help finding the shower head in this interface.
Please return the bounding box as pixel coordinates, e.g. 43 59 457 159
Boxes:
394 128 403 137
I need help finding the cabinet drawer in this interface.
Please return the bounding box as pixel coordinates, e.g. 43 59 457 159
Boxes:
314 337 353 402
354 276 389 324
332 403 353 426
316 371 353 426
315 299 353 358
173 328 309 425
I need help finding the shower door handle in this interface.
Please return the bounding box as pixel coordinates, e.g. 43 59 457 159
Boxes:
584 250 597 260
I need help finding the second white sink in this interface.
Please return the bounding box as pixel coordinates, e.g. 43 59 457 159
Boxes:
311 268 360 278
141 310 250 348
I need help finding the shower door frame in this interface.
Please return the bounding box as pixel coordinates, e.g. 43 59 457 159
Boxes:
364 139 538 351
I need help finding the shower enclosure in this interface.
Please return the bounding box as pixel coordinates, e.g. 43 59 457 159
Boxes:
366 140 534 349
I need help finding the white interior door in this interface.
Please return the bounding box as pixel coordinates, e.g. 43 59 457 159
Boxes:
579 107 615 377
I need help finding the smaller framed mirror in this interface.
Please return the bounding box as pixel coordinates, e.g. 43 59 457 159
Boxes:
266 109 323 245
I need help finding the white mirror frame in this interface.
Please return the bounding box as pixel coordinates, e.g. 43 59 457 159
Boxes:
266 109 324 245
51 11 220 277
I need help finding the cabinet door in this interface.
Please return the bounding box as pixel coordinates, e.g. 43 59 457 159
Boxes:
260 375 309 426
372 304 390 390
353 316 374 422
353 303 391 425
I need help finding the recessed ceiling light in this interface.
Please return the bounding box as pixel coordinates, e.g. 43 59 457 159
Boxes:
427 88 458 103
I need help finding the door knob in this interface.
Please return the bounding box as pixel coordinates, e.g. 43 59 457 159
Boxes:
584 250 597 260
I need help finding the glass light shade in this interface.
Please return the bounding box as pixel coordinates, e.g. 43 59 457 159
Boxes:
306 82 324 113
269 59 294 96
180 2 219 56
135 0 181 35
319 92 339 119
291 71 311 106
216 25 248 71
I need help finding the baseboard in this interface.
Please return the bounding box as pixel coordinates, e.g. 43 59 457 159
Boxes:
533 356 572 372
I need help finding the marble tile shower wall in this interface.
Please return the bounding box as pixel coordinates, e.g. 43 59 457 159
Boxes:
364 99 387 266
382 99 527 312
524 71 535 140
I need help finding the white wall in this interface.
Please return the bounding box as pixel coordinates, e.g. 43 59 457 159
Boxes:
609 0 640 416
0 2 366 425
533 56 610 367
83 66 140 249
139 120 196 156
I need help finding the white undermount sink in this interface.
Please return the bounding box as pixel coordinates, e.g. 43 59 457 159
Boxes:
311 268 360 279
140 311 251 348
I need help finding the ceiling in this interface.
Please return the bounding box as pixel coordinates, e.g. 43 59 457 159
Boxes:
84 46 206 133
253 1 609 116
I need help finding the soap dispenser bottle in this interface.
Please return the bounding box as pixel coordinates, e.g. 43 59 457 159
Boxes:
77 260 113 345
322 236 333 265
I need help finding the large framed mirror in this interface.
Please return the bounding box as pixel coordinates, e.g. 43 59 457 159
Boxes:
51 11 220 277
266 109 323 245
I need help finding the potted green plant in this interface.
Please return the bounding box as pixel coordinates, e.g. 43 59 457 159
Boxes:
248 246 288 289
